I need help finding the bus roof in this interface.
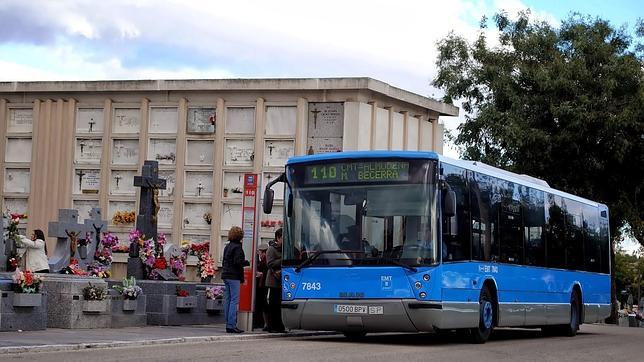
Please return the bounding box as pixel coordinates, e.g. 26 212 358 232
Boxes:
438 154 604 208
287 151 439 165
286 151 605 209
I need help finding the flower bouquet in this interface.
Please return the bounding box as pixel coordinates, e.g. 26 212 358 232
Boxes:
11 268 44 307
82 282 107 313
113 277 143 311
205 286 224 312
175 287 195 308
60 258 88 276
197 252 216 282
112 210 136 225
112 244 130 253
12 268 43 293
203 212 212 225
88 261 111 279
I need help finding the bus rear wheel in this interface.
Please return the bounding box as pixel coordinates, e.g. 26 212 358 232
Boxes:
470 286 494 344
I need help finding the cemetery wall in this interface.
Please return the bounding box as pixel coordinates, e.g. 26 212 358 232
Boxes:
0 78 458 271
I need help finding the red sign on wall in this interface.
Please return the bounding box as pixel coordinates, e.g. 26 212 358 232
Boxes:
239 173 258 312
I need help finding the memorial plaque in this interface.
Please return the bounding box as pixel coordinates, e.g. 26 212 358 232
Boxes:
112 139 139 165
186 140 214 165
158 170 175 197
183 203 211 229
149 107 178 133
266 106 297 136
73 169 100 194
262 172 284 200
307 137 343 154
110 170 136 195
5 138 32 163
3 198 28 215
4 168 30 193
148 139 176 165
75 138 102 164
220 203 243 230
226 107 255 134
113 108 140 133
76 108 104 133
73 200 100 223
224 139 254 166
8 108 33 133
308 102 344 138
222 172 244 199
264 140 294 167
158 202 174 227
187 107 216 134
184 171 213 197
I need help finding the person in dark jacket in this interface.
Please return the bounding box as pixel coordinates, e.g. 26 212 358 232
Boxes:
253 243 270 330
266 228 285 332
221 226 249 333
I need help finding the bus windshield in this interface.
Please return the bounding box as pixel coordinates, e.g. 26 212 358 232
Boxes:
283 159 438 268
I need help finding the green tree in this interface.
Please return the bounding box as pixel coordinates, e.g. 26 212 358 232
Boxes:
433 11 644 244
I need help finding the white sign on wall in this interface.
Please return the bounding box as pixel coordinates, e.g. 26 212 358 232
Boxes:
76 108 104 133
4 168 30 193
113 108 140 133
8 109 33 133
307 102 344 154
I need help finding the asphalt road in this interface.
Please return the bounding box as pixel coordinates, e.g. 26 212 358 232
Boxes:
4 324 642 362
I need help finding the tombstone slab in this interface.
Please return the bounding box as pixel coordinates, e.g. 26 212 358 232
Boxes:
43 274 111 329
48 209 86 272
0 276 48 331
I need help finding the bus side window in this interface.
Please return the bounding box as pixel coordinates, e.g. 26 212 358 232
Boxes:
583 205 601 273
523 188 545 267
546 194 566 269
470 172 499 262
441 164 470 261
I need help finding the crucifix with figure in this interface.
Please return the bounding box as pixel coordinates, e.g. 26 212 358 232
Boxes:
128 161 166 278
310 108 321 129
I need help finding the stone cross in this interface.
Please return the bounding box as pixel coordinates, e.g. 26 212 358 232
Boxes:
133 160 166 252
80 208 108 269
48 209 85 272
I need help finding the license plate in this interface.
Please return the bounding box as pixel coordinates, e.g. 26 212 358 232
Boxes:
334 305 383 315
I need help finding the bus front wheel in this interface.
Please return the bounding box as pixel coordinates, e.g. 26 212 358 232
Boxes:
470 286 494 344
561 291 580 337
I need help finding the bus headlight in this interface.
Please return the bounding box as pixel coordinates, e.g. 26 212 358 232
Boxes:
415 281 422 289
419 292 427 299
423 274 430 281
284 274 290 282
286 292 292 299
290 282 296 289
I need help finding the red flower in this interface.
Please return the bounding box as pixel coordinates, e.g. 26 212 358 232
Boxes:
153 257 167 270
24 271 34 285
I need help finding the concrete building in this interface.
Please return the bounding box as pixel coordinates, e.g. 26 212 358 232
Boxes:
0 78 458 272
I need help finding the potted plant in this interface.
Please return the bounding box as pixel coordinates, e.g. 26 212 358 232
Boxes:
205 286 224 312
82 283 107 313
11 268 44 307
113 276 143 311
176 287 196 309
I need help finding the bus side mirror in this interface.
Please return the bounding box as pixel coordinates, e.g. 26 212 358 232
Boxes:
263 188 274 214
444 190 456 218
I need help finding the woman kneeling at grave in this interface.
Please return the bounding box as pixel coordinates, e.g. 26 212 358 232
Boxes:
15 229 49 273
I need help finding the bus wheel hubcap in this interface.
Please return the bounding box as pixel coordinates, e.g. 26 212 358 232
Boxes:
482 301 493 329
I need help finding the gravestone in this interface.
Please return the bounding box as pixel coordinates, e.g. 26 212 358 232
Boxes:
80 208 108 270
48 209 85 272
128 160 166 279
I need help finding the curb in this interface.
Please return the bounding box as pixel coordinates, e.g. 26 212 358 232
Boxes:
0 331 339 355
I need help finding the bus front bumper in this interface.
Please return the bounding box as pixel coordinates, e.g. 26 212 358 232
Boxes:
281 299 479 332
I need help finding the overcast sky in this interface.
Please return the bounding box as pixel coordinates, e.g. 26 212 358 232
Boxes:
0 0 640 246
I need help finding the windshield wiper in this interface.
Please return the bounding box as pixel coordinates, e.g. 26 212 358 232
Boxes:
295 250 356 272
380 258 417 273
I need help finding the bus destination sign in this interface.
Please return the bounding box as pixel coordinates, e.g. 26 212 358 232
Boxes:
304 161 409 184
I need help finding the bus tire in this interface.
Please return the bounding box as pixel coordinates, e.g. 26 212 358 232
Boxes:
561 291 580 337
343 331 367 340
470 286 494 344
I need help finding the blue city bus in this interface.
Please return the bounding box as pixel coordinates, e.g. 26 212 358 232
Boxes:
262 151 611 343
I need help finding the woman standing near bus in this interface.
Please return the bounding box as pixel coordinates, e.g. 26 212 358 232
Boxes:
221 226 249 333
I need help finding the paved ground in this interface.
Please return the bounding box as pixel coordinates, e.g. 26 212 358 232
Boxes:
1 324 642 362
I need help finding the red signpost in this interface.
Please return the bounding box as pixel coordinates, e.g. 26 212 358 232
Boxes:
239 173 258 313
